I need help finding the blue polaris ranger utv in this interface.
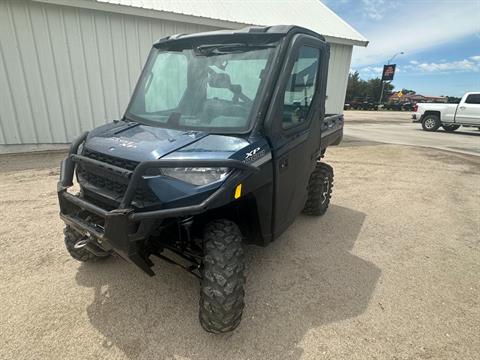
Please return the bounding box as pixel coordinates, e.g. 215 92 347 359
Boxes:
58 25 343 333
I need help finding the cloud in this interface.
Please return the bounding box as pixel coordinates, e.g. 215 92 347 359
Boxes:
361 0 398 20
356 66 383 76
321 0 352 7
351 2 480 67
355 57 480 78
322 0 399 21
403 58 479 73
322 0 350 4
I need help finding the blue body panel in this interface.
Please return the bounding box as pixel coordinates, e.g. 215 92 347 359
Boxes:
86 122 209 162
83 121 272 208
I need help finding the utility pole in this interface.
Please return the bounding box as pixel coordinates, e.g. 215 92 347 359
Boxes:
379 51 403 105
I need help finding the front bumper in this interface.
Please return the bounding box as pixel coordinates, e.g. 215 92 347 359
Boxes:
58 132 258 275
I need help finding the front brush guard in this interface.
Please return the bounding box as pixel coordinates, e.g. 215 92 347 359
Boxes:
58 132 259 275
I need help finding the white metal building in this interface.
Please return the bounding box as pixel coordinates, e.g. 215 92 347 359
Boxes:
0 0 367 146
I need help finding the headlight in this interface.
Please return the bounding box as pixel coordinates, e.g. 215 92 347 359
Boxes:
161 167 230 186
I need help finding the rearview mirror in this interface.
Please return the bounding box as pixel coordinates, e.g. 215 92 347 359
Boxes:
208 72 231 89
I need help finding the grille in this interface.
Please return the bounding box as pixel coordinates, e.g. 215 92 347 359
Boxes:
78 149 157 206
82 148 139 171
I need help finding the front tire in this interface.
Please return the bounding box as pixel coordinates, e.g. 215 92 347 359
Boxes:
199 219 246 333
442 124 460 132
422 115 441 131
303 162 334 216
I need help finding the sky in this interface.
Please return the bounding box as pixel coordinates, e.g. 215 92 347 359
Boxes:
321 0 480 96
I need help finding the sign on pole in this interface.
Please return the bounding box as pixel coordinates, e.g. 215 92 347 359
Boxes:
382 64 396 81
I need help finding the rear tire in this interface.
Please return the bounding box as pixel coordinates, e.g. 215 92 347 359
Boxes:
303 162 333 216
442 124 460 132
64 226 108 262
199 219 246 333
422 115 441 131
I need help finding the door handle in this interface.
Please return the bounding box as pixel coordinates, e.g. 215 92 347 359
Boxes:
279 157 288 171
459 106 466 110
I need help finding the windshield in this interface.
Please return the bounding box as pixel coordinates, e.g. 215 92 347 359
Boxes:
126 43 278 133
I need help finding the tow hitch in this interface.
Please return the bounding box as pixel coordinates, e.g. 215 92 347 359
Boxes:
73 235 110 258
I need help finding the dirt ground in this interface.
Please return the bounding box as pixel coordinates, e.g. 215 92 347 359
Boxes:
1 144 479 360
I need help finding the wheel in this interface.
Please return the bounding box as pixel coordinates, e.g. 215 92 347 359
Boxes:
442 124 460 132
199 219 246 333
421 115 441 131
64 226 108 262
303 162 334 216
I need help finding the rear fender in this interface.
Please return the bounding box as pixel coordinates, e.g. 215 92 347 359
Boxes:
423 110 441 121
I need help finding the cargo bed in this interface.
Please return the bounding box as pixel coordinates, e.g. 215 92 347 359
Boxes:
321 114 344 150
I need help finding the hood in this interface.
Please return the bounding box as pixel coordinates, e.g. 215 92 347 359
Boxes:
83 121 252 162
84 122 209 162
163 134 250 161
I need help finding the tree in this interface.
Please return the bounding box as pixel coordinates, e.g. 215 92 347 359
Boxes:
446 96 461 104
345 71 361 102
366 78 382 101
345 72 394 103
378 81 394 103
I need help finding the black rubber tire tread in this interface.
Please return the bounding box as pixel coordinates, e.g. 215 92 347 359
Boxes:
199 219 246 333
303 162 334 216
421 115 441 131
442 124 460 132
64 226 104 262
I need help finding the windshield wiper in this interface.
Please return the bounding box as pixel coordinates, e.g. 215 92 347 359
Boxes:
194 43 275 56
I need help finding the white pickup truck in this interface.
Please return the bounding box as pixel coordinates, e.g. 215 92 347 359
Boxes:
412 92 480 132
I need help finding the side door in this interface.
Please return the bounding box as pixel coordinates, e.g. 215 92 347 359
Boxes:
455 93 480 124
265 35 329 238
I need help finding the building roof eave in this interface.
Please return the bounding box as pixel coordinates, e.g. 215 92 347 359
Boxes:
33 0 368 47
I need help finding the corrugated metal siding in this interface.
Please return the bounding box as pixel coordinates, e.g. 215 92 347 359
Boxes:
325 43 352 114
0 0 216 144
0 0 351 145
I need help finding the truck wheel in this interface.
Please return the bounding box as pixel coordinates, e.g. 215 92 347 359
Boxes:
199 219 246 333
64 226 108 262
303 162 334 216
442 124 460 132
421 115 441 131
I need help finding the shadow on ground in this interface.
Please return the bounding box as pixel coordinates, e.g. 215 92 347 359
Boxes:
75 205 380 359
340 135 383 147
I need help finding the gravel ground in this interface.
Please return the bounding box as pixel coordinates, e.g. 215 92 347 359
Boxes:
0 144 479 360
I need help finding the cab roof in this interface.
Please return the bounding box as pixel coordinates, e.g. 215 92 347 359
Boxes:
154 25 325 47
